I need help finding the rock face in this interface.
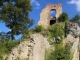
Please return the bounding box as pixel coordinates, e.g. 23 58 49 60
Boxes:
29 34 50 60
4 34 50 60
4 22 80 60
70 22 80 37
4 38 34 60
38 4 62 28
63 34 79 60
63 22 80 60
71 37 79 60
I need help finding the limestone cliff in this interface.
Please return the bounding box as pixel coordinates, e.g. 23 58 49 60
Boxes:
4 34 79 60
63 34 79 60
4 34 51 60
3 22 80 60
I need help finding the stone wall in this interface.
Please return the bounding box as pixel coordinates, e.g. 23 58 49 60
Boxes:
38 4 62 28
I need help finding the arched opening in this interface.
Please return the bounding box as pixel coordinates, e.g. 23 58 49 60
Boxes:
50 10 56 25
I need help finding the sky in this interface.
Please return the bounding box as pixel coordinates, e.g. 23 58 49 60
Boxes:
30 0 80 27
0 0 80 39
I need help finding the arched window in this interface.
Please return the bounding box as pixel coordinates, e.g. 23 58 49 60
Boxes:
50 10 56 17
50 10 56 25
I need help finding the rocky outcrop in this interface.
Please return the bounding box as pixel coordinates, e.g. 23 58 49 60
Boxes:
63 22 80 60
4 34 50 60
4 38 34 60
70 22 80 37
29 34 50 60
4 22 80 60
63 34 79 60
71 37 79 60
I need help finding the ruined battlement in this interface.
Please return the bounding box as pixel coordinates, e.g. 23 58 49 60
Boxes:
46 4 62 8
38 4 62 28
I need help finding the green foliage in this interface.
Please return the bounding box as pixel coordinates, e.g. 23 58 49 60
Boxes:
70 14 80 22
34 25 44 32
0 55 3 60
0 39 20 58
45 49 52 60
23 30 33 39
45 22 72 60
59 12 68 22
24 58 29 60
0 0 34 40
46 31 53 45
47 23 64 44
64 21 70 37
45 43 71 60
70 14 80 27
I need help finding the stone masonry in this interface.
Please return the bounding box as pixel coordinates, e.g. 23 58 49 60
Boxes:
38 4 62 28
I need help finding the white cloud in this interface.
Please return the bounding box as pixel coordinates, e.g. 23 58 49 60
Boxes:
67 0 80 12
30 0 40 9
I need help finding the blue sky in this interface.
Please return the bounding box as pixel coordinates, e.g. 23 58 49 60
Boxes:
0 0 80 39
30 0 80 27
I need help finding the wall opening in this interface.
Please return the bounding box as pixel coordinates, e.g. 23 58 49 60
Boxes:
50 17 56 25
50 10 56 17
50 10 56 25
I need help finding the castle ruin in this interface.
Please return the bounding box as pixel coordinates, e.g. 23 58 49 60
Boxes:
38 4 62 28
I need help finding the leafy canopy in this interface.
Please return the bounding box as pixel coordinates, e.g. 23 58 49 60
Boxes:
70 14 80 22
0 0 34 40
59 12 68 22
48 23 64 43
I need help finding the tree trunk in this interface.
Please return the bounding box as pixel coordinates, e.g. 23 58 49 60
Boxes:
11 29 14 40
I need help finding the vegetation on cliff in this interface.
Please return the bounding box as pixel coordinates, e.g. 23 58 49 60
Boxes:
0 1 80 59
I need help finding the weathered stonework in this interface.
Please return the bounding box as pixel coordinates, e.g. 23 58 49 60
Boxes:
38 4 62 28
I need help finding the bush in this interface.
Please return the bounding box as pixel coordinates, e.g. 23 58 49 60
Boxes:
23 30 33 39
46 31 53 45
0 39 20 58
34 25 44 32
47 23 64 44
6 40 20 52
45 43 71 60
0 55 3 60
59 12 68 22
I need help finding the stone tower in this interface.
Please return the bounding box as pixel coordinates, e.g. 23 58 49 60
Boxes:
38 4 62 28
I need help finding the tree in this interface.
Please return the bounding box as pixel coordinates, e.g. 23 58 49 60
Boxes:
0 0 34 40
59 12 68 22
70 14 80 22
70 14 80 26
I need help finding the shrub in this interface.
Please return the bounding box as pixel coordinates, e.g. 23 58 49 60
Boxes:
0 55 3 60
64 21 70 37
45 43 71 60
59 12 68 22
0 39 20 58
6 40 20 52
47 23 64 44
23 30 33 39
46 31 53 45
34 25 44 32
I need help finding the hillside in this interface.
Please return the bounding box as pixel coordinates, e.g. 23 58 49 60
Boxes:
0 0 80 60
3 33 50 60
1 22 79 60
